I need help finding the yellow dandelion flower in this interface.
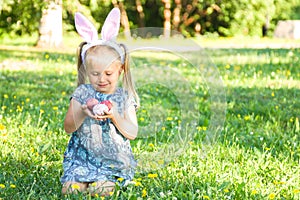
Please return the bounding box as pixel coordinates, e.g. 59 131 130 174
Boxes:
293 189 300 194
142 109 146 113
202 126 207 131
237 114 241 118
1 132 8 137
147 173 158 178
265 147 271 151
52 106 58 111
251 190 258 195
117 177 124 182
109 191 113 196
0 184 5 188
100 196 104 200
25 98 30 102
40 109 45 114
139 117 145 122
271 92 275 97
166 117 173 121
94 194 99 198
134 181 142 187
16 105 22 112
148 143 154 148
225 64 230 69
275 106 278 109
269 193 275 199
142 188 147 197
72 70 77 75
234 65 241 71
3 94 8 99
39 100 45 105
2 106 7 110
161 126 166 131
61 91 66 96
45 54 49 59
158 159 164 165
203 195 210 199
244 115 250 121
0 124 6 131
71 184 80 190
197 126 202 131
10 184 16 188
224 188 229 193
91 182 97 187
274 181 286 185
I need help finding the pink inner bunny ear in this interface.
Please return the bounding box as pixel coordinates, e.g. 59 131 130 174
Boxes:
101 8 121 41
75 12 98 42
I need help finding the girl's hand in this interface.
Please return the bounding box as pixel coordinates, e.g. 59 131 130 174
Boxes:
81 104 97 119
95 112 113 121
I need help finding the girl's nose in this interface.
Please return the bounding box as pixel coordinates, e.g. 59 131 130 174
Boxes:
98 73 105 82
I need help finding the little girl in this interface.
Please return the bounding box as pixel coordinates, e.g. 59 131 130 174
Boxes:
61 8 139 196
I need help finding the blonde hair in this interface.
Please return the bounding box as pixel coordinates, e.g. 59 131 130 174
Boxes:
76 42 140 107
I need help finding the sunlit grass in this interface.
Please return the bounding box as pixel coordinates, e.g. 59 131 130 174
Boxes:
0 40 300 199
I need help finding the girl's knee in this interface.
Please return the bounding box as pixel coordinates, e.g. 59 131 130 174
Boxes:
88 181 115 196
62 181 88 195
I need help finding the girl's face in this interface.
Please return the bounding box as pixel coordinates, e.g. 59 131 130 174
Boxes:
86 47 123 94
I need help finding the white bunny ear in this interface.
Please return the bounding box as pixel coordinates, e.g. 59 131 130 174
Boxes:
75 12 98 42
101 8 121 41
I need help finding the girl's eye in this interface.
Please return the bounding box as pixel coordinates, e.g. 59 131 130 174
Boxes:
106 72 112 76
92 72 99 76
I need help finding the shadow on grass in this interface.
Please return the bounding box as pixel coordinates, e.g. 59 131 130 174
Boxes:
222 85 300 160
0 48 76 63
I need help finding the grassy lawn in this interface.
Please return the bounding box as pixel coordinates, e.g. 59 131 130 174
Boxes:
0 36 300 199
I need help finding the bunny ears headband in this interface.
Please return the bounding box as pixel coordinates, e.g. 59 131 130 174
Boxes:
75 8 125 64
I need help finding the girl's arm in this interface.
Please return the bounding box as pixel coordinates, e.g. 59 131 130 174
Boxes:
64 98 95 133
111 104 138 140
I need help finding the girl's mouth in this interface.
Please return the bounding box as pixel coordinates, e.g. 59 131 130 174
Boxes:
98 83 108 87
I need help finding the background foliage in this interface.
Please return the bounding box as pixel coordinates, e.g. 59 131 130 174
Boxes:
0 0 300 38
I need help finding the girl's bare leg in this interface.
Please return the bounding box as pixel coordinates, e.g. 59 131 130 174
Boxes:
62 182 88 195
88 181 115 196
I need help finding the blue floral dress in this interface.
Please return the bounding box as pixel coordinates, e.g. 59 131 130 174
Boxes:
60 84 137 184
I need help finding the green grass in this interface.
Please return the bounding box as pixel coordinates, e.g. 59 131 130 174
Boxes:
0 37 300 199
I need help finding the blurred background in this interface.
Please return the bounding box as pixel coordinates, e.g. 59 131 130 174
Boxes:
1 0 300 48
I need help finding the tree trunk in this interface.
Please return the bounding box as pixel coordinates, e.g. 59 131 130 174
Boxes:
173 0 181 32
112 0 131 39
36 0 63 48
136 0 145 28
162 0 171 38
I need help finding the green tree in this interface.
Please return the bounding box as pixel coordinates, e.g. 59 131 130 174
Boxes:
0 0 45 36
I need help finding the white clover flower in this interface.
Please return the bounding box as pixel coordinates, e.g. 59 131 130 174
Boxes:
160 192 166 198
